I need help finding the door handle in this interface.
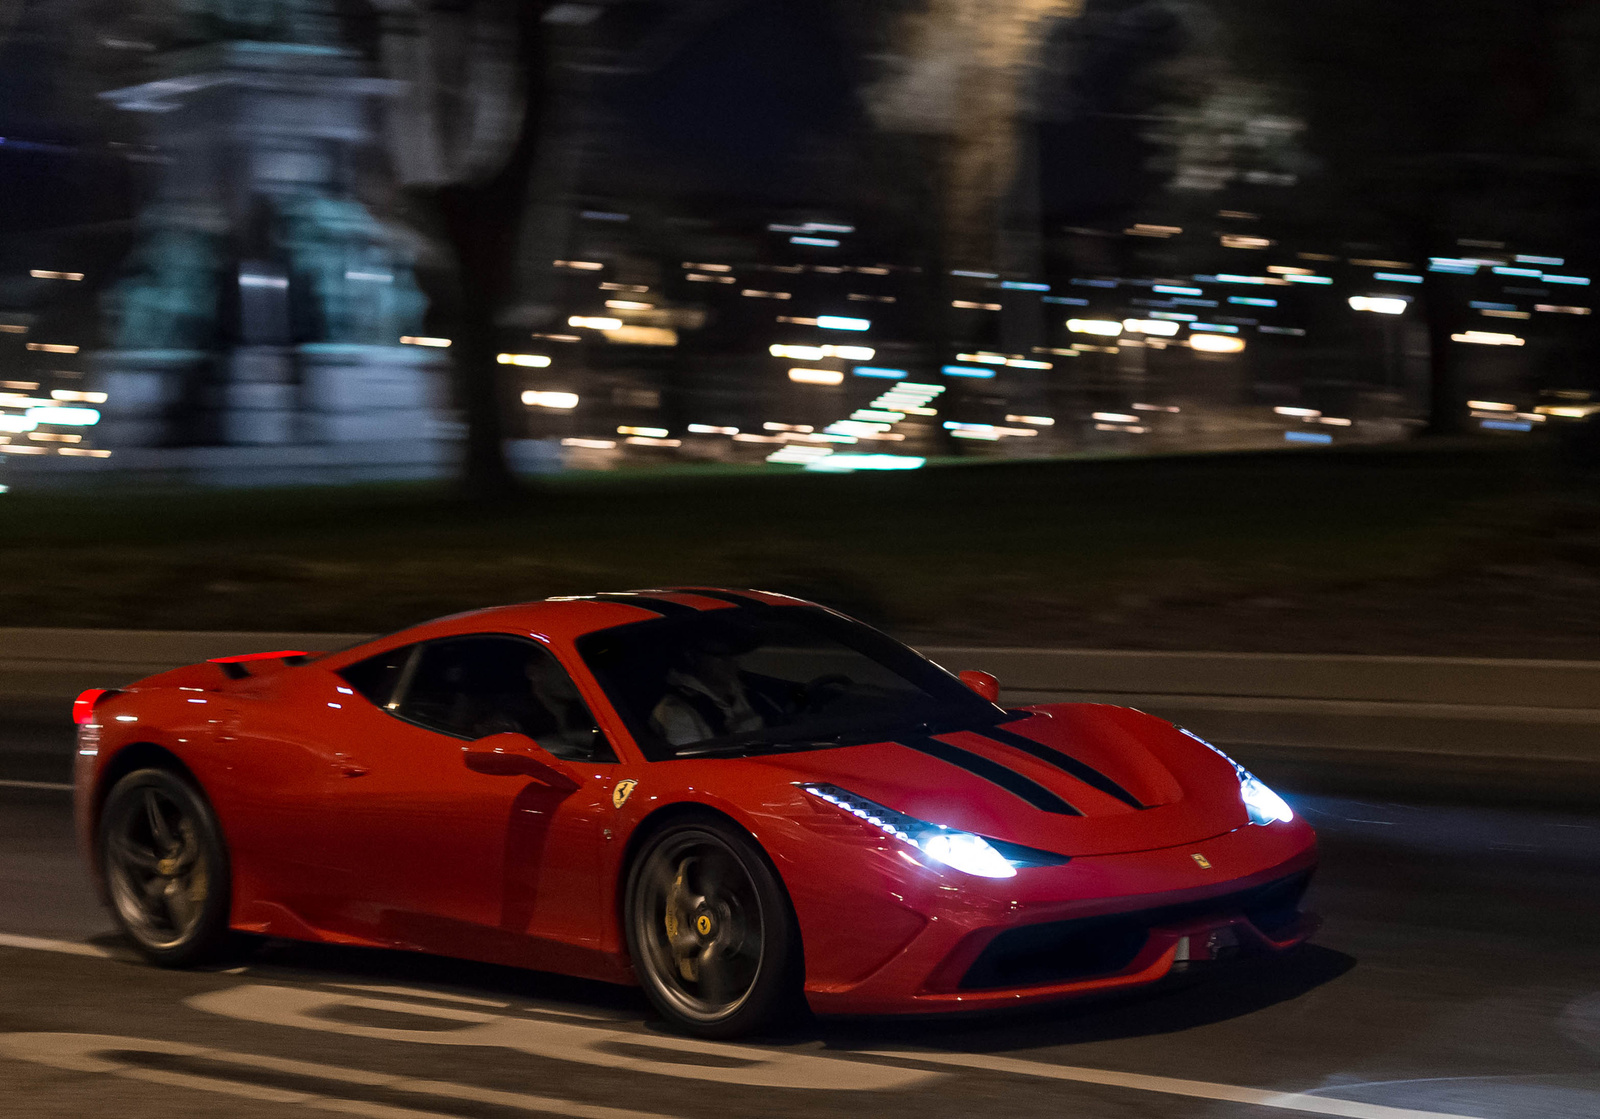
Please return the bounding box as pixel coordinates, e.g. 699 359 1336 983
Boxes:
332 753 369 778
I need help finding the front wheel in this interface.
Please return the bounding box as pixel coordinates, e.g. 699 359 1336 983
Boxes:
625 818 800 1038
99 767 232 967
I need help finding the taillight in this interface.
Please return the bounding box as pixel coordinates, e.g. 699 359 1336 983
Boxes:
72 688 114 726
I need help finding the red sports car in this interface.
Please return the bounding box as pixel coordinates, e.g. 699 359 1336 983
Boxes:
74 589 1318 1037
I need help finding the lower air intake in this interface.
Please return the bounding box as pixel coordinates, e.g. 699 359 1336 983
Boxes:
958 870 1313 990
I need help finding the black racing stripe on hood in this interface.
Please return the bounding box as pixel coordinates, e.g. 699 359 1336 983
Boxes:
980 726 1147 810
900 736 1083 816
585 594 700 616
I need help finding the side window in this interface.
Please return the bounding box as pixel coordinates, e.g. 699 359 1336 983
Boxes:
338 645 416 707
396 636 616 762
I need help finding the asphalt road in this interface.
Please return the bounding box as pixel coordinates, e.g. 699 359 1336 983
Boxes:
2 714 1599 1119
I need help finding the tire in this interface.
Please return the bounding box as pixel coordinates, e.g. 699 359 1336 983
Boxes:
624 817 801 1038
99 767 232 967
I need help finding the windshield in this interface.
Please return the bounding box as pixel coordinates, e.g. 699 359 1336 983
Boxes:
574 605 1004 761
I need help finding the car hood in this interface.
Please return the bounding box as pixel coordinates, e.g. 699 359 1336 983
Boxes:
747 704 1252 858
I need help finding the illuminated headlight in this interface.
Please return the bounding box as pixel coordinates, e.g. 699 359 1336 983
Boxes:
917 831 1017 878
1179 728 1294 826
799 784 1067 879
1240 773 1294 825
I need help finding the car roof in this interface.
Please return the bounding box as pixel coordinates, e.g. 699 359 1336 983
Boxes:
325 588 818 661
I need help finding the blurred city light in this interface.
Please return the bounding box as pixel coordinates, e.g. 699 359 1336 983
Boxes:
25 407 99 426
1349 296 1409 315
789 369 845 385
569 316 624 331
603 326 677 346
400 337 451 348
522 392 579 410
816 316 871 332
498 354 552 368
771 344 826 361
1452 331 1526 346
942 365 997 378
1120 316 1184 334
1068 319 1125 337
1191 335 1247 354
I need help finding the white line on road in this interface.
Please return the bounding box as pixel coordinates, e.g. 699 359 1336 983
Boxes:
324 983 511 1009
0 778 72 791
0 932 117 958
0 1032 678 1119
0 930 1494 1118
860 1049 1489 1119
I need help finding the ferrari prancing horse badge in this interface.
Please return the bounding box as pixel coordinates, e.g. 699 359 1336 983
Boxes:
612 779 638 809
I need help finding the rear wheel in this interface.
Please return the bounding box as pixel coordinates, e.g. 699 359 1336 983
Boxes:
99 767 231 967
625 818 800 1038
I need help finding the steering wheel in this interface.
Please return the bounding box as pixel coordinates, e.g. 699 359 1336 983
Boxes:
794 673 854 713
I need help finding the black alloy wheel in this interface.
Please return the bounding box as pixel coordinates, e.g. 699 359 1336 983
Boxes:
625 818 800 1038
99 767 231 967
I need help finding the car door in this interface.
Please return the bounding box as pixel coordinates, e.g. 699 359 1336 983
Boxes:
315 634 621 958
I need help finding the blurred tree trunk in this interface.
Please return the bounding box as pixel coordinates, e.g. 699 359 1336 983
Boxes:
376 0 550 502
1417 223 1467 437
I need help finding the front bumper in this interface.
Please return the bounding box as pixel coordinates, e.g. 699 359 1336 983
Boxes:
801 820 1318 1016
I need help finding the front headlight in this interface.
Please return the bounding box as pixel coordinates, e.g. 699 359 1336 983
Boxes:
917 831 1017 878
1239 773 1295 825
1178 728 1294 826
800 784 1067 878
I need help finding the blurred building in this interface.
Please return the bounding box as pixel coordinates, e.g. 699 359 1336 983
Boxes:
0 0 1592 485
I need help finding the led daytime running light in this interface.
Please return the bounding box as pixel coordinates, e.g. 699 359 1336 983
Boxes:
801 784 1017 878
1178 727 1294 825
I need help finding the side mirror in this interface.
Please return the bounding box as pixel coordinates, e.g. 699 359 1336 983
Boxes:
463 732 582 790
958 670 1001 704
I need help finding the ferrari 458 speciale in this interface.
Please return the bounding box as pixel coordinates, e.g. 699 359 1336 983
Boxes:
74 588 1317 1036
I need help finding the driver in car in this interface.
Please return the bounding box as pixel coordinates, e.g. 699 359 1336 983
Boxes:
650 638 766 747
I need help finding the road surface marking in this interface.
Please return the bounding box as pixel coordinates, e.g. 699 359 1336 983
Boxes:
0 932 117 958
190 983 939 1091
0 931 1498 1116
860 1049 1489 1119
0 778 72 791
321 984 620 1022
324 982 511 1009
0 1032 676 1119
